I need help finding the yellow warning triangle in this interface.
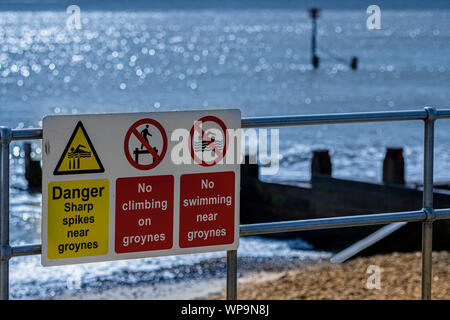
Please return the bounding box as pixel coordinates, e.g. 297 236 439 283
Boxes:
53 121 104 175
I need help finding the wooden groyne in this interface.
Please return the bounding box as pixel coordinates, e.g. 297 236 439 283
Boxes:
241 150 450 253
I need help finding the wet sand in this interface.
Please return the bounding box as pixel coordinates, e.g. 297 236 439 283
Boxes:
52 278 226 300
48 256 325 300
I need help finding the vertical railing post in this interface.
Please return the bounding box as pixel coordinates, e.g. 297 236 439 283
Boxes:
226 250 238 300
421 107 436 300
0 127 11 300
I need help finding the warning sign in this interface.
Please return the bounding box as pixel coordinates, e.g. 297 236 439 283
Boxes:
53 121 104 175
124 118 167 170
47 179 109 259
42 109 240 266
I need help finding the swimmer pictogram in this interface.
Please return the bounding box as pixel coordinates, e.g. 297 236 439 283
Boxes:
53 121 104 175
189 115 229 167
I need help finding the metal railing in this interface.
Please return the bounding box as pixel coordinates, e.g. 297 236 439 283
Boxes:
1 107 450 300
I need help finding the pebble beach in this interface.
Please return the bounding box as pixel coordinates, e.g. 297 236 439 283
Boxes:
49 251 449 300
216 251 450 300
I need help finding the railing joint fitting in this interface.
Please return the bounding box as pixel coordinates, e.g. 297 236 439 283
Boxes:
424 107 438 122
423 208 436 222
0 127 12 145
0 244 11 261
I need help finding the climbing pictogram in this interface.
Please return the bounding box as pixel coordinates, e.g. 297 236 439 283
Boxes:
123 118 168 170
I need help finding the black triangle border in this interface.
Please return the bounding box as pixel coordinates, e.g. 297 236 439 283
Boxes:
53 121 105 175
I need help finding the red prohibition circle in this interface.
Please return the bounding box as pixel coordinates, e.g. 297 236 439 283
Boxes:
124 118 168 170
189 115 229 167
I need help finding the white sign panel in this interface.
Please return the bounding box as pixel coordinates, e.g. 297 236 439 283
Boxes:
41 109 241 266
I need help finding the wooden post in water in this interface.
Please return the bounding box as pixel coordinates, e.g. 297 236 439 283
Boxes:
242 154 259 180
383 147 405 184
311 149 332 176
350 56 358 70
309 8 320 69
24 142 42 190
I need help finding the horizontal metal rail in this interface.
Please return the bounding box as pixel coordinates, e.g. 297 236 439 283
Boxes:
5 208 447 257
239 210 426 236
434 208 450 220
11 244 42 257
436 109 450 118
2 107 450 301
11 128 42 141
7 109 450 138
241 109 430 128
